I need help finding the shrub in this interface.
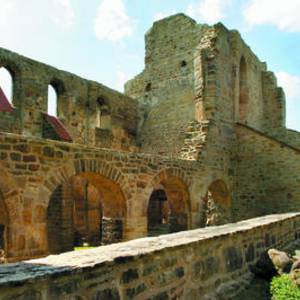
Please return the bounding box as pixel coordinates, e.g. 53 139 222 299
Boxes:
270 274 300 300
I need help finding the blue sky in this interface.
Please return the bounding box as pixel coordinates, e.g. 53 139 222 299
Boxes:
0 0 300 130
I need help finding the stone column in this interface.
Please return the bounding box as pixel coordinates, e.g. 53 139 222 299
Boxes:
169 212 188 233
60 184 75 252
101 217 123 244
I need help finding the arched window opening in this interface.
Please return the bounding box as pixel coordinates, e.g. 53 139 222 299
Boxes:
0 67 13 104
239 56 248 123
147 189 170 236
96 97 111 130
202 180 232 227
47 84 58 117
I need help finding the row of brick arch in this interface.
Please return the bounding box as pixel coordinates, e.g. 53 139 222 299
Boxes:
0 161 232 260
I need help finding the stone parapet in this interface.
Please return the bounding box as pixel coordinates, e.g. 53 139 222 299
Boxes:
0 213 300 300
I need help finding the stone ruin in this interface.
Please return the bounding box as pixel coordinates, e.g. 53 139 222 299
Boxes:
0 13 299 264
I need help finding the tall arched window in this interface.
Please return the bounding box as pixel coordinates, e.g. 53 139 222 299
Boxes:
239 56 248 123
47 84 58 117
0 67 13 104
96 97 111 130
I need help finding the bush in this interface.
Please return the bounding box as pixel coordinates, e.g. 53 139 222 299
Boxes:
271 274 300 300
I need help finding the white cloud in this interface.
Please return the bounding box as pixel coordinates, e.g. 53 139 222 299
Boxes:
0 0 76 51
244 0 300 32
115 70 131 92
0 0 75 32
186 0 231 24
52 0 75 29
94 0 135 42
276 72 300 101
0 0 76 115
153 10 176 22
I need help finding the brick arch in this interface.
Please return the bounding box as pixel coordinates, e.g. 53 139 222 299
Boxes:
48 78 66 95
145 168 191 206
0 59 22 108
144 168 192 233
44 159 129 253
43 159 128 205
0 59 22 79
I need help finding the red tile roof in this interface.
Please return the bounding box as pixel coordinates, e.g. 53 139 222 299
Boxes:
45 114 73 142
0 86 13 113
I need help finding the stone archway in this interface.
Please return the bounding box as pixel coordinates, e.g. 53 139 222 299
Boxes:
45 160 128 254
146 169 191 236
203 179 232 226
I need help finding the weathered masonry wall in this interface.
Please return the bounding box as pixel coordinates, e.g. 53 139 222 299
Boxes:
0 47 139 151
0 131 234 262
125 15 286 159
275 128 300 150
235 124 300 221
199 23 285 134
125 15 209 156
1 213 300 300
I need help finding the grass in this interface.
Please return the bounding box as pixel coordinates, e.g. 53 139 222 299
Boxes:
271 275 300 300
74 246 96 251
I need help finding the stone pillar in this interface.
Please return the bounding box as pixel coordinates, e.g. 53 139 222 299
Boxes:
101 217 123 244
169 212 188 233
60 184 75 252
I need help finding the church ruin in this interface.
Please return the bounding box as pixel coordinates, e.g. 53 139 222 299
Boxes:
0 13 299 267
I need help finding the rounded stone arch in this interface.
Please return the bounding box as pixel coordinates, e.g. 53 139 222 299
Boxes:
44 159 129 203
47 77 66 117
0 59 22 107
144 168 192 235
202 178 232 226
44 159 130 254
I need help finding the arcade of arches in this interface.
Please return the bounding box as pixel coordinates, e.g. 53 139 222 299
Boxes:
0 149 234 263
46 172 195 255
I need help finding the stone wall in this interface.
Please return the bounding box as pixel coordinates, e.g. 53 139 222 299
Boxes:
275 128 300 150
125 16 286 158
0 213 300 300
0 13 299 266
0 130 232 261
125 14 209 156
0 47 139 151
235 124 300 220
